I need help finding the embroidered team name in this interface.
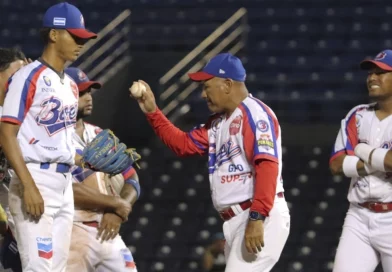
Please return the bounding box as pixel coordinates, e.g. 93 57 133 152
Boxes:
36 97 77 136
215 140 242 167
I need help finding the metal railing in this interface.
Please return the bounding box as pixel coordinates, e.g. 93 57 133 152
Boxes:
67 9 132 87
159 8 248 119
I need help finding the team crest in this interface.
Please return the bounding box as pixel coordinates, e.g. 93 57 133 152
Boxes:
78 70 87 81
43 76 51 86
375 52 387 60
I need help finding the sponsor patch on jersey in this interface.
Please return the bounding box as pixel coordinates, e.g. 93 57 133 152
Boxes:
221 173 252 184
43 76 51 86
229 115 242 135
36 237 53 259
41 87 55 92
256 120 269 132
121 248 136 268
257 134 274 150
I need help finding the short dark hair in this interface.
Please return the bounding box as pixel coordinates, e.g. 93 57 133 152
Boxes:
39 28 52 45
0 47 26 72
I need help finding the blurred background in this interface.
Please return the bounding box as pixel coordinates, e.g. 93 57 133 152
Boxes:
0 0 388 271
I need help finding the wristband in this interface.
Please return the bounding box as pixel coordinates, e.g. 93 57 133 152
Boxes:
354 143 374 163
370 148 389 172
125 178 141 199
342 156 360 177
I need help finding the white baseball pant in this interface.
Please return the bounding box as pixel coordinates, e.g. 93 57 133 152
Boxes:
8 164 74 272
66 222 137 272
333 203 392 272
222 196 290 271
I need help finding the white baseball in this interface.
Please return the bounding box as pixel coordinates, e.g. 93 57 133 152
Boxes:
130 82 146 98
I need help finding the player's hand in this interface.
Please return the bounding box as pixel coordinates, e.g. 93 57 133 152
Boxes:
244 220 264 254
113 197 132 222
130 80 157 114
97 212 122 242
23 184 44 218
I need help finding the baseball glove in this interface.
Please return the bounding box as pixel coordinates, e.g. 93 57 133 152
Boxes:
81 129 141 175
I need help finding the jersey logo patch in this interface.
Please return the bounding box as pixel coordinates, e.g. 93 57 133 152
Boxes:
229 115 242 135
256 120 269 132
121 248 136 268
43 76 51 86
36 237 53 259
36 97 77 136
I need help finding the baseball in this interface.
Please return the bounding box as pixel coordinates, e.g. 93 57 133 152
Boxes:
130 82 146 98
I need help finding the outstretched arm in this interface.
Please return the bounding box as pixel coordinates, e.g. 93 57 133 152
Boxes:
131 80 208 157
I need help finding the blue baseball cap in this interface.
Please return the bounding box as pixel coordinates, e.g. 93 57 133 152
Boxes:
360 50 392 71
43 2 97 39
65 67 101 92
188 53 246 82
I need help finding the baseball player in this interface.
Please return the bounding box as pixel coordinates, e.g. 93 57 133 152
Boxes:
330 49 392 272
65 67 139 271
132 53 290 271
0 47 27 232
0 2 97 271
0 48 31 272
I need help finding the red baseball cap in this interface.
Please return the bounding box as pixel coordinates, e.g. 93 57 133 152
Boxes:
65 67 101 92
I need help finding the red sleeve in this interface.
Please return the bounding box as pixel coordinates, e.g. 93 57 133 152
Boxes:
250 160 278 217
145 109 208 157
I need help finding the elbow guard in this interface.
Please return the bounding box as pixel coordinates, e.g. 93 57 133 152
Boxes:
125 178 141 199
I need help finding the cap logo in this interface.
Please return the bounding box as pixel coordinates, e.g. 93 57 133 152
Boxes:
53 17 66 26
77 70 87 81
80 15 85 27
219 69 226 74
375 52 387 61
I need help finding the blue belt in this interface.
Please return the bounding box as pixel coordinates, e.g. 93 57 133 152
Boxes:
40 163 70 173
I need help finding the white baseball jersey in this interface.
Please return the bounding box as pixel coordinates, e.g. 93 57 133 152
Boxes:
0 60 78 165
189 95 284 210
331 103 392 203
71 122 107 223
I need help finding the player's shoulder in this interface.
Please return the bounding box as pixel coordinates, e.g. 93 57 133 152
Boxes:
241 95 277 118
345 103 375 118
84 122 103 135
11 60 45 81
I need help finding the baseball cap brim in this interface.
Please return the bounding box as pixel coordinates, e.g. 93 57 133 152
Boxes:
78 81 102 92
67 28 97 39
360 60 392 71
188 71 215 82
